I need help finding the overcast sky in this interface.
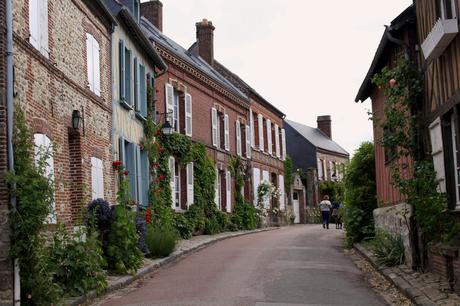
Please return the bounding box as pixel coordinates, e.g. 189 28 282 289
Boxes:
143 0 413 155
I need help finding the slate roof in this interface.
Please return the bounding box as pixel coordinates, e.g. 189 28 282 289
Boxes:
140 18 248 101
284 119 349 156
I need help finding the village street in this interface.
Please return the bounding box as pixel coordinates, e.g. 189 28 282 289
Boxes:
96 225 385 306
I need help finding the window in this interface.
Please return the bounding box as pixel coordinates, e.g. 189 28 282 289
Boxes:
86 33 101 96
211 108 228 150
274 124 280 158
34 133 56 223
236 120 242 156
133 0 140 23
317 158 324 181
438 0 457 19
91 157 104 200
258 114 264 151
174 161 180 209
226 170 232 212
29 0 49 57
173 90 180 132
119 40 132 106
215 168 222 210
186 163 194 207
293 192 299 201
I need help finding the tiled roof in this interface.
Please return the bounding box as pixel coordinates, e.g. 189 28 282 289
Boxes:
284 119 349 156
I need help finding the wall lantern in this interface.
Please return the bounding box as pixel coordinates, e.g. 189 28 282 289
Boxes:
72 110 82 130
161 120 173 135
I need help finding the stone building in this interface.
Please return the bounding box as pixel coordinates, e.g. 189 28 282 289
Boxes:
284 116 349 223
104 0 166 207
140 1 250 212
11 0 115 226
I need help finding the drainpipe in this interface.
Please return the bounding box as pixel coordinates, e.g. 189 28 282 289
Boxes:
5 0 19 305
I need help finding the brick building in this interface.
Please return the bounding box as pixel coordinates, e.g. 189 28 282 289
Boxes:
140 2 250 212
104 0 166 207
284 117 349 223
11 0 115 227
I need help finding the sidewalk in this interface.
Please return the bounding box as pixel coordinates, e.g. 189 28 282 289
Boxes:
66 227 278 306
355 243 460 306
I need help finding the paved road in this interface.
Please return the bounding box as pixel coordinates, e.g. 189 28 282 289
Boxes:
98 225 385 306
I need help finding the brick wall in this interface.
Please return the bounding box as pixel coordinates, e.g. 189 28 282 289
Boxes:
0 0 13 303
12 0 115 227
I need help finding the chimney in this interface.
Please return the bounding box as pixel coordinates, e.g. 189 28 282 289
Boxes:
141 0 163 32
196 19 215 66
317 115 332 139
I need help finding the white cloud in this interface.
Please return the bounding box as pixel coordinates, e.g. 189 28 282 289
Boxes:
142 0 412 155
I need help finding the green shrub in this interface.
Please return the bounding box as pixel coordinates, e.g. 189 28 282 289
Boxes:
106 205 144 274
232 203 258 230
185 203 206 233
50 225 107 296
204 215 222 235
172 213 193 239
371 229 405 267
145 224 178 258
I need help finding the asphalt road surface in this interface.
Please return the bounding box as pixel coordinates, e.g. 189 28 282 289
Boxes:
98 225 385 306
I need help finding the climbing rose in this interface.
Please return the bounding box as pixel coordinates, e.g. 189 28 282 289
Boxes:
122 171 129 176
389 78 397 87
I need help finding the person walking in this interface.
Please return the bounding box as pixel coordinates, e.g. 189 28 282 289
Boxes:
319 195 332 229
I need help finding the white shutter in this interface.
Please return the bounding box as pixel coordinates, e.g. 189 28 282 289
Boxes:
39 0 49 57
279 175 285 211
281 128 286 161
267 119 272 155
246 125 251 159
262 170 270 208
93 37 101 96
211 107 218 147
186 162 194 207
169 157 175 208
323 159 327 181
317 158 323 180
250 109 255 148
258 114 264 151
253 168 260 206
29 0 39 49
215 168 219 208
185 93 193 136
429 118 446 192
329 161 333 180
236 120 241 156
86 33 94 92
91 157 104 200
226 170 231 212
165 84 174 126
224 114 230 151
275 124 280 158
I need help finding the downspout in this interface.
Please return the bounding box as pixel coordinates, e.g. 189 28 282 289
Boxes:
5 0 19 304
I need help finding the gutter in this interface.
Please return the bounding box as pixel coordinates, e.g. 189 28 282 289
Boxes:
5 0 19 305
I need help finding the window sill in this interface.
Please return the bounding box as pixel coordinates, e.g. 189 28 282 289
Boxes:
135 112 147 122
120 99 134 111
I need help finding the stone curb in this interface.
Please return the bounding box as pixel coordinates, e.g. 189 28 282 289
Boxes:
66 227 279 306
354 243 444 306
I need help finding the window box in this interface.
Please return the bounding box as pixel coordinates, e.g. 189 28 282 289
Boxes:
422 18 458 63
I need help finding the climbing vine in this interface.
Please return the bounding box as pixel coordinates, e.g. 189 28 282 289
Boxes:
371 58 457 244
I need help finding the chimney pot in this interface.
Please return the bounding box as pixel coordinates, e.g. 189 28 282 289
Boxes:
141 0 163 32
317 115 332 139
196 18 215 66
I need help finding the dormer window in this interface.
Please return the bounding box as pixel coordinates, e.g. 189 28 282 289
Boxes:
438 0 457 20
133 0 140 23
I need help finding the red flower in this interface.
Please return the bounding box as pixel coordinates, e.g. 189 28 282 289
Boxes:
159 147 165 153
155 129 162 136
145 210 151 223
122 170 129 176
112 160 122 166
159 175 165 181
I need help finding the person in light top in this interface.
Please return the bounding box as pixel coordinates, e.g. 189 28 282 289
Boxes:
319 195 332 229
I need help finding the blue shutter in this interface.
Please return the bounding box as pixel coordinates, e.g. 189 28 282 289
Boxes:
125 49 131 106
135 144 142 203
134 57 138 111
126 142 137 201
119 40 125 101
140 150 149 207
140 64 147 117
119 136 126 165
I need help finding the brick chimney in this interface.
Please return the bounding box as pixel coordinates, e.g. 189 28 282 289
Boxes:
317 115 332 139
141 0 163 32
196 19 215 66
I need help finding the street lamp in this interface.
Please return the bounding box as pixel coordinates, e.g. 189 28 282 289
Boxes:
72 109 82 130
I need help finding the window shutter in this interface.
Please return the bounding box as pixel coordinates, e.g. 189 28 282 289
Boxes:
226 170 231 212
186 162 194 207
262 171 269 208
93 37 101 96
323 160 327 181
275 124 280 158
126 143 138 201
215 168 219 208
266 119 272 154
258 114 264 151
281 128 286 161
91 157 104 200
136 145 142 203
169 156 175 209
279 175 285 211
185 93 193 136
86 34 94 92
165 84 174 125
140 150 150 207
119 136 126 165
125 49 132 105
134 57 139 110
139 64 147 117
245 125 251 159
119 40 125 101
224 114 230 151
429 118 446 192
236 120 241 156
211 108 218 147
39 0 49 56
250 109 255 148
29 0 39 49
317 158 323 180
253 168 260 206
